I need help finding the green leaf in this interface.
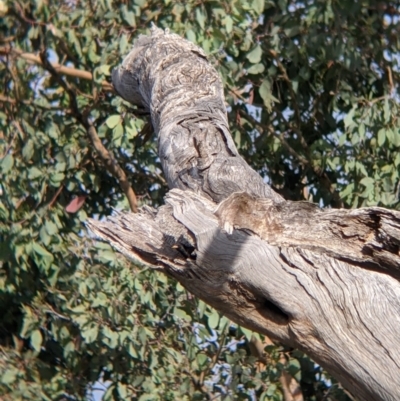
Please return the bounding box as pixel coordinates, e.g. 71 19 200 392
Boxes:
128 343 138 358
119 34 129 53
113 123 124 140
266 383 277 396
118 383 128 398
106 114 121 129
252 0 265 14
344 107 355 128
246 44 262 64
195 8 206 29
173 307 192 322
259 79 279 111
1 154 14 173
287 358 301 376
247 63 265 74
45 220 58 235
395 153 400 167
1 368 18 385
196 353 208 369
103 384 115 401
207 310 219 329
386 128 394 144
99 64 111 75
32 242 54 265
383 98 390 123
103 326 119 348
82 325 99 343
240 326 253 341
186 29 196 43
138 394 157 401
223 16 233 34
360 177 374 187
122 10 136 27
50 172 65 186
340 183 354 199
22 139 34 161
285 25 300 37
358 123 365 140
20 308 37 338
197 300 207 318
378 128 386 147
31 329 43 352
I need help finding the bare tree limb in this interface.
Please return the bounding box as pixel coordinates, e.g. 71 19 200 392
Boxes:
88 27 400 401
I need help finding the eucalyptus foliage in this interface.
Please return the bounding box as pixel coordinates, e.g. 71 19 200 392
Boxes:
0 0 399 400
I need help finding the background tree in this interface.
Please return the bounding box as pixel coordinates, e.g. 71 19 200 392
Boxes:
0 1 399 400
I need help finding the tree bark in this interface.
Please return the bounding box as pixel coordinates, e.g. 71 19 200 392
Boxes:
88 26 400 401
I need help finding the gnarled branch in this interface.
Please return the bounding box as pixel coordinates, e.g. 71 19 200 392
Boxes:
88 27 400 401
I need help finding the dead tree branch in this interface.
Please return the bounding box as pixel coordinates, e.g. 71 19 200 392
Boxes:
87 27 400 401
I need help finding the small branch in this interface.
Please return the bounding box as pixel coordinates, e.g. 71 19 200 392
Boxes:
12 120 27 140
198 331 227 389
267 49 314 154
86 122 138 212
12 2 49 27
277 134 309 166
0 122 18 158
137 121 153 147
0 36 16 44
267 49 302 129
44 308 70 321
183 369 213 400
279 354 304 401
39 50 138 213
0 45 113 92
48 185 64 209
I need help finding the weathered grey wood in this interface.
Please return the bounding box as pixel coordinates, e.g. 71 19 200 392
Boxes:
88 26 400 401
112 26 281 204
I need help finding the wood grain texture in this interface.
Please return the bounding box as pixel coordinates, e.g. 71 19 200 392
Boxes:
88 26 400 401
112 26 281 203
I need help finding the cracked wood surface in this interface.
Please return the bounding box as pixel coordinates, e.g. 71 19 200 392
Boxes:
88 26 400 401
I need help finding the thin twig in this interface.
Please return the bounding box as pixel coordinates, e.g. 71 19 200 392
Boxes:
39 49 138 212
0 45 113 91
198 331 227 388
268 50 310 155
278 134 309 166
183 369 214 400
48 185 64 209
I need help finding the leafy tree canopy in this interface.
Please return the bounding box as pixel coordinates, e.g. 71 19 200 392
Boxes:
0 0 399 400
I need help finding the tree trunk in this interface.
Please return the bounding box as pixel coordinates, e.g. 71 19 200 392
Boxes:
88 26 400 401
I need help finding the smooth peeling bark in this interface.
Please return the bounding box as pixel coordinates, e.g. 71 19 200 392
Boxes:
89 27 400 401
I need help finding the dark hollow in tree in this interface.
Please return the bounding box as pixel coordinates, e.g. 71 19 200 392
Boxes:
88 27 400 401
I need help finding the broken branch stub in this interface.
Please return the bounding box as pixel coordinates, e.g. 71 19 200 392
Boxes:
89 27 400 401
